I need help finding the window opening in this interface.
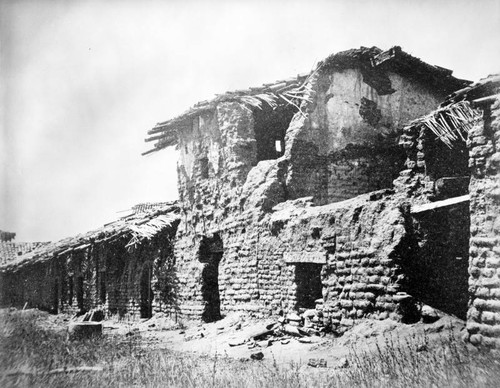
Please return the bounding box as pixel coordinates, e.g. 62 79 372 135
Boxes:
253 103 295 162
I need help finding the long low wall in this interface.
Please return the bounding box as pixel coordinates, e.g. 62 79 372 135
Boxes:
0 231 178 320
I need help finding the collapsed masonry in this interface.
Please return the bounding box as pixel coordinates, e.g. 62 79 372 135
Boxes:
1 47 499 348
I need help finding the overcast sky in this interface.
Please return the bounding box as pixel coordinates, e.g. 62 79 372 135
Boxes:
1 0 499 242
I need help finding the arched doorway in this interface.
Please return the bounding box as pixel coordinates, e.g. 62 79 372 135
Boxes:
198 234 223 322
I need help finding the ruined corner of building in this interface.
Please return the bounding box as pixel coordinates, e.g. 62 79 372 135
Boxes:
2 47 500 349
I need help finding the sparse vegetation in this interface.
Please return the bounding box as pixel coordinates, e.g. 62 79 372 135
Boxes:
1 309 499 388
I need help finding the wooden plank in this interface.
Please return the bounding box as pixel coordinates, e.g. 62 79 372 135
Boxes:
284 251 326 264
411 195 470 214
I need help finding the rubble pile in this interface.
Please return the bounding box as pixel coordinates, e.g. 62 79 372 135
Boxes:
227 307 328 352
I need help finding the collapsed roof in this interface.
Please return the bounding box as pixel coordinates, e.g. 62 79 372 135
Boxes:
0 202 180 273
402 74 499 148
144 46 470 154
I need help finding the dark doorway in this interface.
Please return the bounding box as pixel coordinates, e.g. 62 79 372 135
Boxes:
198 234 223 322
295 263 323 309
99 272 106 304
140 263 153 319
253 103 296 162
407 203 470 319
76 275 84 311
51 279 59 314
68 276 74 305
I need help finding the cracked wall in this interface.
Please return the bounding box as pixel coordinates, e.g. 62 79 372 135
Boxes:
170 66 460 322
284 68 446 205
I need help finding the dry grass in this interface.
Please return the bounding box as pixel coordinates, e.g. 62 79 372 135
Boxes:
1 309 499 388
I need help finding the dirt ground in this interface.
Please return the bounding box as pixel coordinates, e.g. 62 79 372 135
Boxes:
87 311 469 368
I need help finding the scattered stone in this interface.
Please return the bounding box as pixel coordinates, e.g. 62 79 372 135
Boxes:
308 358 327 368
393 292 412 302
257 340 272 348
421 305 442 323
283 324 303 337
68 322 102 340
336 358 349 368
416 344 428 352
287 313 301 322
250 352 264 361
229 338 246 347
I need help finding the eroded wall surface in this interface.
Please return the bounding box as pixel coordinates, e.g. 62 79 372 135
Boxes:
0 230 178 319
169 66 463 324
466 98 500 348
285 68 445 204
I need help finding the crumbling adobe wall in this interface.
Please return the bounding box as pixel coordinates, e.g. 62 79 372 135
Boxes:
266 191 412 330
284 68 446 205
172 102 265 319
171 179 417 328
396 121 470 201
0 261 57 312
405 204 470 319
169 71 446 322
466 98 500 348
0 230 178 319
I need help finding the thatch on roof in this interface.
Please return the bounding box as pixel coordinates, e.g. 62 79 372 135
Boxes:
143 71 316 155
0 202 180 273
143 46 471 155
403 74 499 148
403 101 482 149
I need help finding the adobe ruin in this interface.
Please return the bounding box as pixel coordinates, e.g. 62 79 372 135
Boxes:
1 46 499 348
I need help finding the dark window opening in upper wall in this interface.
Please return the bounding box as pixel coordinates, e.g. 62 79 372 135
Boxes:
253 103 296 162
425 135 470 200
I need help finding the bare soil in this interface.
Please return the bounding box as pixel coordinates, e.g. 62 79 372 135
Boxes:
92 311 468 368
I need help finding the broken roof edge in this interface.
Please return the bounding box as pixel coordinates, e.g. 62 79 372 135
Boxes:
142 73 313 155
143 45 471 155
402 74 500 148
0 201 181 273
443 73 500 106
